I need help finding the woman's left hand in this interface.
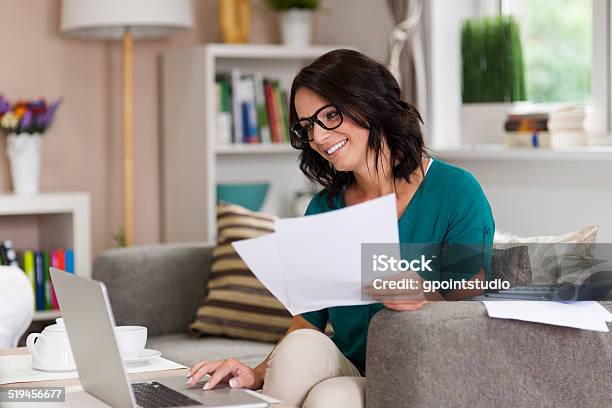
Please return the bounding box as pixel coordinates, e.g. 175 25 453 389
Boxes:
383 300 428 311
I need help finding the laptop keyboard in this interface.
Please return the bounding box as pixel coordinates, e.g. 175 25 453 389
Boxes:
132 382 202 407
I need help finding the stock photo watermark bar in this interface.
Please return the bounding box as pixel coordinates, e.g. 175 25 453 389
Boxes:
361 243 612 302
0 387 65 402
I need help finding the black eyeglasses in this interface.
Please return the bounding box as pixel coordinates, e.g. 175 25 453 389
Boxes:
290 104 344 143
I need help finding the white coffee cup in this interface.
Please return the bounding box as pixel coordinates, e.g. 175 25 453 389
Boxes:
114 326 147 359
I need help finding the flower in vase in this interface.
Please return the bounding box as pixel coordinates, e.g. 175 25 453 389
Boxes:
1 112 19 130
20 110 33 131
0 95 10 116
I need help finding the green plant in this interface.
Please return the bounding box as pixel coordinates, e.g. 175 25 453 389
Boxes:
461 16 527 103
266 0 319 11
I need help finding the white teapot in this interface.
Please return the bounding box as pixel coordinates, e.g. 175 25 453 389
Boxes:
26 318 76 371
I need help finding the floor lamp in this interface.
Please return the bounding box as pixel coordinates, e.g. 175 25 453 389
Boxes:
60 0 193 246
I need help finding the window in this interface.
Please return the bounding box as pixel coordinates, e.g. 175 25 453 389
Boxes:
427 0 609 147
503 0 592 104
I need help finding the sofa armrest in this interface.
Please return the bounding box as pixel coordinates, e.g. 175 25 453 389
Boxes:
366 301 611 408
92 242 214 336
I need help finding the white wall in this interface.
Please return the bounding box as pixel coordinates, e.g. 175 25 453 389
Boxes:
443 158 612 242
315 0 393 62
427 0 479 147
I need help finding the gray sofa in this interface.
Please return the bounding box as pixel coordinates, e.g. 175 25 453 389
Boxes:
93 243 612 408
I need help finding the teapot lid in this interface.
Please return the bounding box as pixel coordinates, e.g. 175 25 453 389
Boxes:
43 318 67 333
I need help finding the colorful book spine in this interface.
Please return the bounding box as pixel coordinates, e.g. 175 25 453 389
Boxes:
273 82 289 143
65 249 75 274
239 77 259 143
22 251 36 309
253 73 272 144
216 78 232 145
264 80 281 143
279 89 290 143
230 67 243 144
50 249 65 309
34 251 45 311
43 252 52 310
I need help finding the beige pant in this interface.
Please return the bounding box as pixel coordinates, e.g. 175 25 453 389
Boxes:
262 329 365 408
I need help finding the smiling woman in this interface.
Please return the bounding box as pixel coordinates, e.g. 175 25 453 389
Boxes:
186 49 495 408
289 49 426 207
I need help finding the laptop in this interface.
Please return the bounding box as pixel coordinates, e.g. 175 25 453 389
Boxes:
50 268 268 408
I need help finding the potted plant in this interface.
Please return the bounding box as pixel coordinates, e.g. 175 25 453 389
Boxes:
266 0 319 47
460 16 526 146
0 95 61 194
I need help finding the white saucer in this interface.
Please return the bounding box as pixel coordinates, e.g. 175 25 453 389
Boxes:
123 348 162 364
32 363 77 372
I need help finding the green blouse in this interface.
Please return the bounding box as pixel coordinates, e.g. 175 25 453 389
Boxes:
300 158 495 374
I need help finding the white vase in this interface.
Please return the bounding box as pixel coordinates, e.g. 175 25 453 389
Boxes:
6 133 43 195
280 9 313 47
460 103 517 147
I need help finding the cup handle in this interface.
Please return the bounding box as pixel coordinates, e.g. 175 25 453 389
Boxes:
26 333 45 364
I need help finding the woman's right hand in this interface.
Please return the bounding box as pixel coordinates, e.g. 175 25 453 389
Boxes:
186 358 264 390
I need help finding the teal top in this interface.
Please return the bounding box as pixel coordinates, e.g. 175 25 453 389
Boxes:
300 159 495 374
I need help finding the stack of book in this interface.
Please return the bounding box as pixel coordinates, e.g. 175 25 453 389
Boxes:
504 105 587 148
0 240 74 312
215 68 290 145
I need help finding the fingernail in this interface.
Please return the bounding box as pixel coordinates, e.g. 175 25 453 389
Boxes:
185 370 191 378
203 382 210 390
229 378 237 388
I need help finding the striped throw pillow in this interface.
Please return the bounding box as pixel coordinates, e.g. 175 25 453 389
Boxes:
189 203 292 342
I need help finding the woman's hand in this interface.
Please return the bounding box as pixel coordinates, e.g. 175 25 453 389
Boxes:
186 358 264 390
383 300 428 311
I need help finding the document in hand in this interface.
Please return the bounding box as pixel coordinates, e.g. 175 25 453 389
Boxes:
232 194 399 315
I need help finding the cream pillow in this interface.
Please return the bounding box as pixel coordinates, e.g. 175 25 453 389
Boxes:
494 225 598 284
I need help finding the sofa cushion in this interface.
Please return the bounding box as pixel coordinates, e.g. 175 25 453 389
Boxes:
147 333 274 368
491 245 532 287
189 203 292 343
494 225 598 284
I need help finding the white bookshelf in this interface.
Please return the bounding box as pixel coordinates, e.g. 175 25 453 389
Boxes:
162 44 346 242
0 192 92 321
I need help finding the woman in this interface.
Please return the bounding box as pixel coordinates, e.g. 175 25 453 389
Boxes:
186 49 495 407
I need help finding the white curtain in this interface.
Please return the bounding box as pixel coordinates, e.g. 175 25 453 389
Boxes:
386 0 428 127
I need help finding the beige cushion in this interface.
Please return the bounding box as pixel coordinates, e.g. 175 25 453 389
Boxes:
494 225 598 284
189 203 292 342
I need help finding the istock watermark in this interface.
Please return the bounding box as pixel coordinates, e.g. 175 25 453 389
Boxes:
361 242 612 302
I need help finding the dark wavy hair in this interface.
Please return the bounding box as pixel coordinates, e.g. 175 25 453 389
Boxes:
289 49 427 206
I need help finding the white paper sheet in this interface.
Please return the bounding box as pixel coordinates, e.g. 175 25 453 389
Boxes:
0 354 186 385
232 234 305 316
482 300 611 332
275 194 399 311
232 194 400 315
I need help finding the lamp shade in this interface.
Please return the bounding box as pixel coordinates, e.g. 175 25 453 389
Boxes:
60 0 193 39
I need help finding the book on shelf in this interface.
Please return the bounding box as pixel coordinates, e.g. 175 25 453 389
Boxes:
43 251 52 310
22 251 35 307
253 73 272 144
216 69 290 146
264 79 282 143
239 76 259 143
504 131 588 148
51 249 67 309
2 244 74 313
215 78 232 145
35 251 45 311
504 104 587 148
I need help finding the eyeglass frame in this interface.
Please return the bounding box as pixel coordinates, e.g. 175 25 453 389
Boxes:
290 103 344 143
